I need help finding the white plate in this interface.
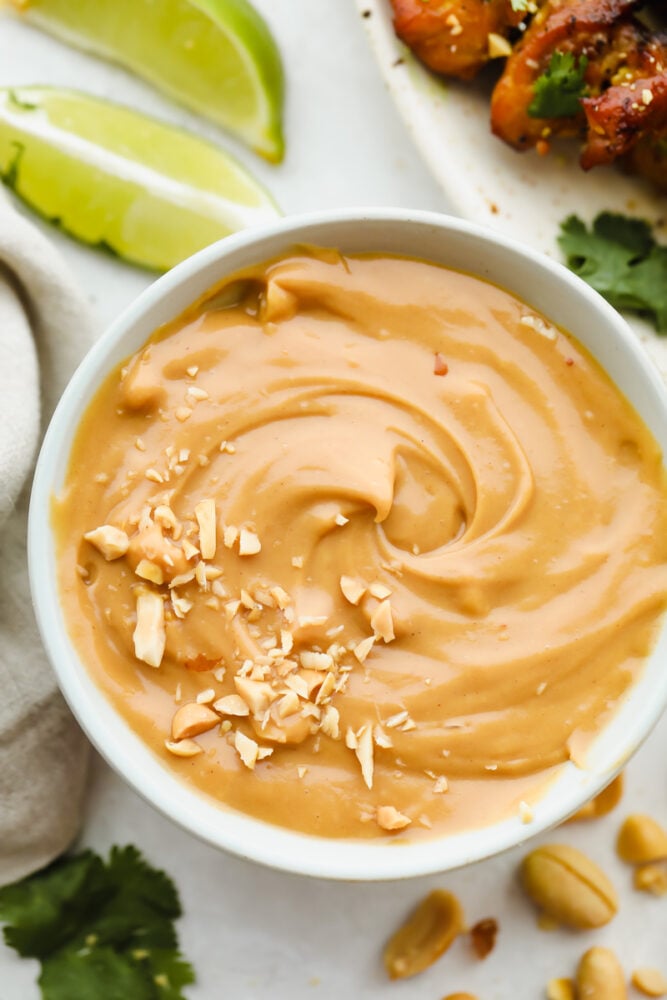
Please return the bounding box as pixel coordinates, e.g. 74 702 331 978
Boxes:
358 0 667 376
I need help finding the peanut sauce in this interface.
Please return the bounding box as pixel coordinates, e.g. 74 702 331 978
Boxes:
54 249 667 840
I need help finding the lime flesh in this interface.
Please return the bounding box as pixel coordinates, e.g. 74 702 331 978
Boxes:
9 0 285 162
0 87 280 271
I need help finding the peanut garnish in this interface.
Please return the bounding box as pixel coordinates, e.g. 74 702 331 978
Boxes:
354 725 374 789
277 690 301 718
154 504 181 538
370 599 395 642
195 688 216 704
194 498 217 560
300 651 333 671
235 730 259 769
212 694 250 717
135 559 164 585
353 635 375 664
632 968 667 997
384 889 463 979
234 677 275 715
315 671 336 704
224 599 241 620
487 31 512 58
171 594 193 619
385 710 409 729
171 703 219 740
133 590 166 668
339 575 366 605
238 526 261 556
376 805 411 832
373 725 392 749
567 773 624 823
320 705 340 739
185 385 208 403
617 814 667 865
271 586 291 609
576 947 627 1000
182 539 199 560
520 844 618 929
164 738 203 758
84 524 129 560
223 524 238 549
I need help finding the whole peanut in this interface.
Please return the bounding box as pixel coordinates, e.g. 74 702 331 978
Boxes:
384 889 463 980
577 947 627 999
521 844 617 929
617 814 667 865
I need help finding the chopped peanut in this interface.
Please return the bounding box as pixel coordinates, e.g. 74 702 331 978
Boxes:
133 591 166 668
235 730 259 769
135 559 164 585
353 636 375 663
213 694 250 717
340 575 366 605
370 599 395 642
84 524 129 560
194 498 217 560
239 527 261 555
377 805 411 832
165 738 203 758
171 703 219 740
355 725 374 789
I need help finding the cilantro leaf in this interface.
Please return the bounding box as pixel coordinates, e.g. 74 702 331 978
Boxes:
39 947 156 1000
528 51 588 119
85 846 181 951
0 846 194 1000
146 949 197 1000
558 212 667 332
0 851 108 959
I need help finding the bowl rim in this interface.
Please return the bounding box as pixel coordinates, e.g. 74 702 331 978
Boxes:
28 206 667 881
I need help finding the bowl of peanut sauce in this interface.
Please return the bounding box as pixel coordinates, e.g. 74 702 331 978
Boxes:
28 209 667 880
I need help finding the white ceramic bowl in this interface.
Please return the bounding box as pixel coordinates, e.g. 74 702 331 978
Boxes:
29 208 667 880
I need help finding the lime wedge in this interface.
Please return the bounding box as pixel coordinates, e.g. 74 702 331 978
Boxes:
8 0 285 162
0 87 280 271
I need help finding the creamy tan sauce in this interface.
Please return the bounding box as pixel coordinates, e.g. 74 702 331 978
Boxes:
55 250 667 840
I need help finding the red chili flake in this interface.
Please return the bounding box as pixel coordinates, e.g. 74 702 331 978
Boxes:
536 139 551 157
470 918 498 959
565 357 575 366
185 654 220 672
434 353 449 376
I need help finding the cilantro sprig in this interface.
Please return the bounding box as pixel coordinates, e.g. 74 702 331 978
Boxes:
559 212 667 332
0 846 194 1000
529 51 588 119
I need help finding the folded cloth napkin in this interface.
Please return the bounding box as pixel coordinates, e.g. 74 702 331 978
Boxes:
0 188 95 886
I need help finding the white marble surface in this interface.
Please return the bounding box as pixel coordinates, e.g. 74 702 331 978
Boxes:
1 2 666 997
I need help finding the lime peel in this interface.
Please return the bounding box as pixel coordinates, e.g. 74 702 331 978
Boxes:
7 0 285 162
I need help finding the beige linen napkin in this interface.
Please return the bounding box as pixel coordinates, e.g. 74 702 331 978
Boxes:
0 189 94 885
